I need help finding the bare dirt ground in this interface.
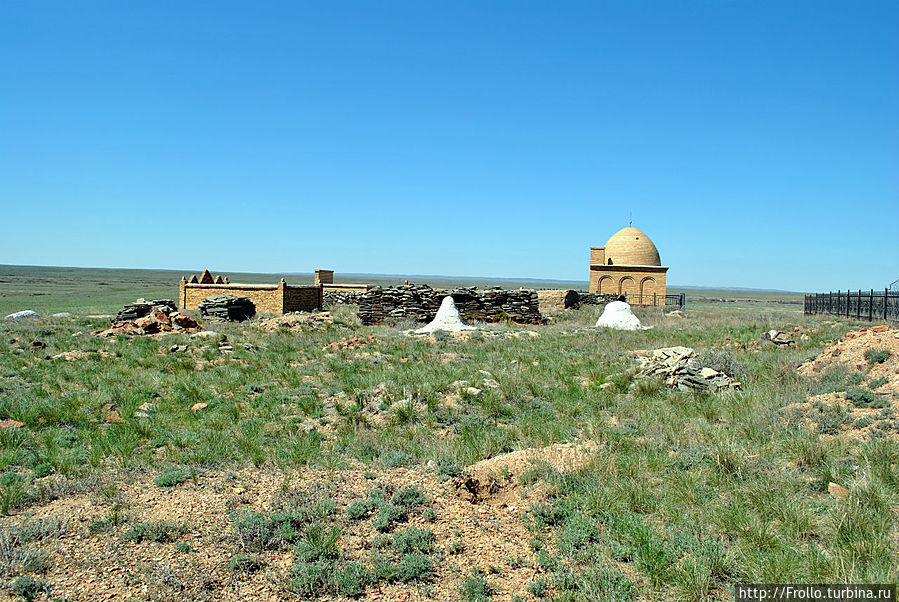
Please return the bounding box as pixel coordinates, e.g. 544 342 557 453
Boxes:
799 325 899 391
789 326 899 440
0 448 594 602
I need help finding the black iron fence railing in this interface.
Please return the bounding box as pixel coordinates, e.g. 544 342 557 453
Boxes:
624 293 685 308
804 289 899 322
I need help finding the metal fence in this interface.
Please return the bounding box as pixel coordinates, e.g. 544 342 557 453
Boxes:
624 293 685 308
804 289 899 322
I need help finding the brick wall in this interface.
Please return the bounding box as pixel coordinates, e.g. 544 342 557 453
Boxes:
588 265 667 304
179 280 322 314
283 285 323 312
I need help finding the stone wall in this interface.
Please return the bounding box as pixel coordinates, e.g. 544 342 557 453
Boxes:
324 290 366 306
354 284 543 325
578 292 623 306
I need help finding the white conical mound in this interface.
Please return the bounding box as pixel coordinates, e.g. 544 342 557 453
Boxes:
414 296 476 333
594 301 651 331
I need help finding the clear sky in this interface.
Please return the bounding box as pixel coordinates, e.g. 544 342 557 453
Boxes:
1 1 896 291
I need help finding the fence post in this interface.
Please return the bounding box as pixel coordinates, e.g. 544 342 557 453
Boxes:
856 289 860 320
869 289 873 321
886 288 890 320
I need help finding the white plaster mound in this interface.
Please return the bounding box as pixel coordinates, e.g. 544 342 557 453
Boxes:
594 301 651 331
414 296 476 334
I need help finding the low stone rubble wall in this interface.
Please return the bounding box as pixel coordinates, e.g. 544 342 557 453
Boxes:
324 290 366 306
578 292 623 306
353 284 543 325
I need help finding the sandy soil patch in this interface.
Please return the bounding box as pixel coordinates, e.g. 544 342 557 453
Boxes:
0 464 551 602
455 442 597 506
800 325 899 392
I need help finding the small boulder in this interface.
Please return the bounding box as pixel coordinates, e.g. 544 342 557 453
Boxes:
4 310 40 320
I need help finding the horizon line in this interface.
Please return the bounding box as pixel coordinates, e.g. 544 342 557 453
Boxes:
0 263 812 294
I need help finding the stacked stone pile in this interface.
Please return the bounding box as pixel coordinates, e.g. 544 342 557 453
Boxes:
114 299 177 322
355 284 543 326
198 295 256 322
637 346 741 392
323 290 365 306
93 300 199 337
579 293 623 306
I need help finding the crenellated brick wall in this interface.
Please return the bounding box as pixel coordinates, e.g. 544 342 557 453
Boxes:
178 273 321 314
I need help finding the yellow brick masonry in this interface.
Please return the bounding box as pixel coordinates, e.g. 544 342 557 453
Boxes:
179 275 322 314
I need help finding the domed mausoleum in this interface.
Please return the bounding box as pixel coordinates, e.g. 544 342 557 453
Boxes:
589 226 669 304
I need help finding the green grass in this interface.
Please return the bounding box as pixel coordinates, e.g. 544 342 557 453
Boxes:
1 272 895 598
864 348 891 365
0 263 806 316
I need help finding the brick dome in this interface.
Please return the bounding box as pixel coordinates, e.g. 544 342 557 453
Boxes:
604 226 661 266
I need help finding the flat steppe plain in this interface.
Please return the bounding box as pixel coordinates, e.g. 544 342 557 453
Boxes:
0 266 895 601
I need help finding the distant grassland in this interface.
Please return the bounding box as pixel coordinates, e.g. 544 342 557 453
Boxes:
0 264 804 316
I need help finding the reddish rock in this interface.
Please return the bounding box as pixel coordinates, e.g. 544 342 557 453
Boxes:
191 403 208 412
0 420 25 429
172 314 199 329
828 482 849 499
105 411 124 423
139 321 161 335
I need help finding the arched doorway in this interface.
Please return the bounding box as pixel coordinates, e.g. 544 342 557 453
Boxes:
598 276 613 294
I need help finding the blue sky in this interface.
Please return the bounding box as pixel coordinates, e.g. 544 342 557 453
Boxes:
1 1 896 291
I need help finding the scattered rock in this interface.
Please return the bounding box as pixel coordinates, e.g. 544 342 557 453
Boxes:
259 312 333 332
51 312 72 318
191 331 221 339
828 482 849 499
0 420 25 429
93 300 200 337
134 402 155 419
636 346 741 392
191 403 208 412
50 350 111 361
323 335 375 351
761 330 795 347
